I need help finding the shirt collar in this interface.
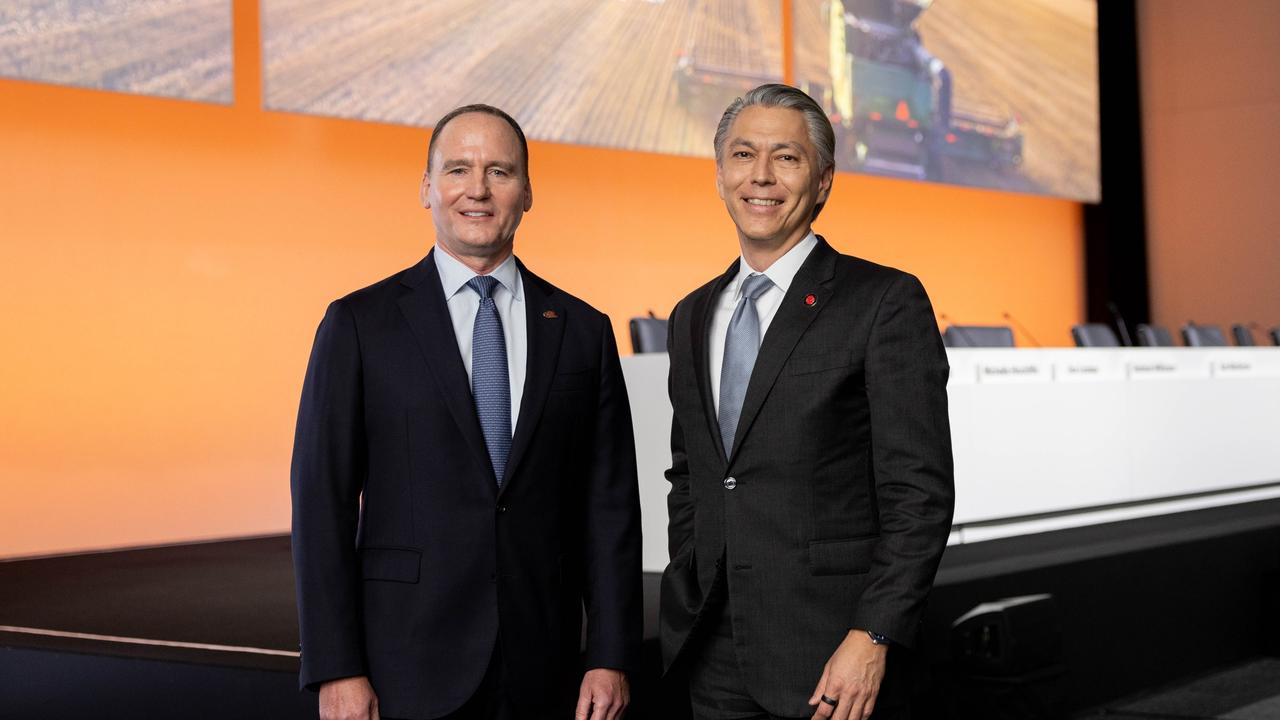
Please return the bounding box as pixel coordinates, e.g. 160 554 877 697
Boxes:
732 231 818 299
433 246 523 302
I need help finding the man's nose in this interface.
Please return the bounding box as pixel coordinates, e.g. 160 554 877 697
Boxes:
466 172 491 198
751 156 774 184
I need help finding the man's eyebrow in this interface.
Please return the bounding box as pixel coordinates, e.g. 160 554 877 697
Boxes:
770 141 806 154
487 160 518 172
439 158 470 170
727 139 806 155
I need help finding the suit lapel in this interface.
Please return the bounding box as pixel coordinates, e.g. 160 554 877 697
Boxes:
727 238 838 466
397 251 496 489
500 259 565 498
694 259 740 468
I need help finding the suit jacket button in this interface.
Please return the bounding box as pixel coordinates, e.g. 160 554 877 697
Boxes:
723 477 737 490
497 505 507 513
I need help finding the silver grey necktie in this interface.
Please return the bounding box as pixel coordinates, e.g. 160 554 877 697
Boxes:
718 273 774 455
467 275 511 487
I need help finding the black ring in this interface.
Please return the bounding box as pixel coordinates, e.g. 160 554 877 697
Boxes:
821 694 839 707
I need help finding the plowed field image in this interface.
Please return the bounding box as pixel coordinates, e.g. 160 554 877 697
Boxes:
0 0 232 103
263 0 783 157
795 0 1098 201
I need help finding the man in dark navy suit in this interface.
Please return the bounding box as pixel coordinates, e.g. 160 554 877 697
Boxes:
292 104 642 720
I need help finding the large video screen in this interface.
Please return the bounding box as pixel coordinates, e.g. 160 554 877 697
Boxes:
0 0 233 103
262 0 783 159
795 0 1099 201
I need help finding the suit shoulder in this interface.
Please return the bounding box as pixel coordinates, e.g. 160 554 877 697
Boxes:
834 253 926 294
324 264 418 318
524 272 609 327
670 273 727 322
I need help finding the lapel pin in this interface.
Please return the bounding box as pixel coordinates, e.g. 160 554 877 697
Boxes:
542 310 558 319
804 293 817 307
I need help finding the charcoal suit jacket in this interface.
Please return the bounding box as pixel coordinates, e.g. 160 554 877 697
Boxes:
659 237 954 717
291 250 642 719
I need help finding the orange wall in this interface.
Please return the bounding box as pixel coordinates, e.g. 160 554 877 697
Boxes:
0 3 1082 559
1139 0 1280 336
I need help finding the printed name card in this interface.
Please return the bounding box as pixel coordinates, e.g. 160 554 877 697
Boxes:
1126 356 1211 380
1054 361 1125 382
1212 352 1280 378
976 360 1052 384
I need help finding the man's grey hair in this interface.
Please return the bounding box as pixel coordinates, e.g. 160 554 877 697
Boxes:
713 83 836 219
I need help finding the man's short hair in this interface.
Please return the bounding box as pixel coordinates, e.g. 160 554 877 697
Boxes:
426 104 529 175
713 84 836 220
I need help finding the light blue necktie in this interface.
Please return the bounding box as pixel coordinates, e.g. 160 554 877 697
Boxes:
467 275 511 487
718 273 774 455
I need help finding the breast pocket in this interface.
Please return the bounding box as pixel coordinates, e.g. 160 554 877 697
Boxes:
785 351 854 377
550 369 593 392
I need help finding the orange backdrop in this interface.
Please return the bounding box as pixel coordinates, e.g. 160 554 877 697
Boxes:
0 1 1082 558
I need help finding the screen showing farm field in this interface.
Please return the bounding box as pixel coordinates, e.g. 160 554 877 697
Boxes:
0 0 232 103
795 0 1099 201
262 0 784 159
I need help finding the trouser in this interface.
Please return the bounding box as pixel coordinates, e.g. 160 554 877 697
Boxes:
685 573 912 720
386 639 565 720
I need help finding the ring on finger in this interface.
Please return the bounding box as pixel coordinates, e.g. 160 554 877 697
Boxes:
820 694 839 707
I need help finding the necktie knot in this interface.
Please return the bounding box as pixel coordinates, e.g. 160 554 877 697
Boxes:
740 273 773 301
467 275 500 300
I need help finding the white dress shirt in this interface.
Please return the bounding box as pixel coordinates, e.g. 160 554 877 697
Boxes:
434 247 527 429
709 231 818 413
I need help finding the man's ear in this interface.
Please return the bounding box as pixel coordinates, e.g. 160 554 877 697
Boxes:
523 179 533 212
419 170 431 209
817 164 834 206
715 163 727 202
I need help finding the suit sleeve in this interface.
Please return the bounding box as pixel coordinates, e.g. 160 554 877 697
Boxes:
581 317 644 673
852 273 955 648
664 304 695 561
291 299 368 690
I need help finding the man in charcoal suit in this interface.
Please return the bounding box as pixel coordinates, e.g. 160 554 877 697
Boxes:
660 84 955 720
292 104 641 720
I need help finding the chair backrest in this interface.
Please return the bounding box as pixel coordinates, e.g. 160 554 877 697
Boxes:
1136 323 1174 347
943 325 1015 348
629 316 668 354
1182 323 1228 347
1231 324 1257 346
1071 323 1120 347
1272 327 1280 346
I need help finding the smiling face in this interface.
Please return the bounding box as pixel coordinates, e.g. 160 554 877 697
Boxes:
421 112 533 268
716 105 833 257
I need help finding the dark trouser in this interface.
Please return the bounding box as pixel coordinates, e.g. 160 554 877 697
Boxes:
685 576 911 720
387 639 565 720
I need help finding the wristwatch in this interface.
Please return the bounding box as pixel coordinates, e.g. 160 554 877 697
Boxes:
866 630 890 646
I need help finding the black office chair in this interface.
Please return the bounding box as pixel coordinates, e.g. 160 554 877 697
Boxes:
943 325 1015 348
629 315 668 354
1071 323 1120 347
1136 323 1175 347
1271 327 1280 346
1230 324 1257 346
1182 323 1228 347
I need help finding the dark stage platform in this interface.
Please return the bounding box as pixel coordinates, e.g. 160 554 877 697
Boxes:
3 500 1279 719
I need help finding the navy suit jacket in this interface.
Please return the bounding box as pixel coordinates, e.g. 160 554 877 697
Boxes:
291 250 642 719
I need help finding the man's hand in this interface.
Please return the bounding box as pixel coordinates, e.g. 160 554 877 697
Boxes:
807 630 888 720
575 668 629 720
319 675 379 720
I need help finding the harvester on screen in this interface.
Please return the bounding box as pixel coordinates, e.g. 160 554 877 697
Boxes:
673 1 784 118
810 0 1023 182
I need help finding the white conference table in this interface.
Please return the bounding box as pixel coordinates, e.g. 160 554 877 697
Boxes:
622 348 1280 572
